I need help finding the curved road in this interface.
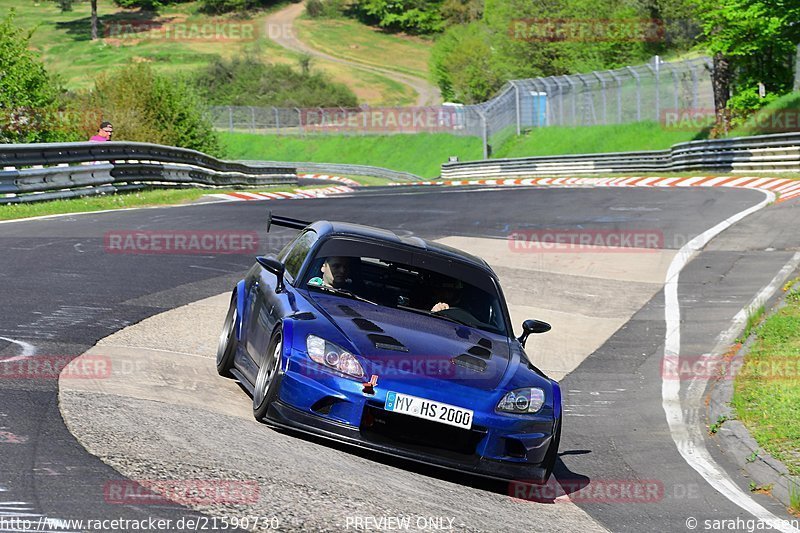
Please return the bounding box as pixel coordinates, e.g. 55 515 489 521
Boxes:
1 186 799 531
264 2 442 106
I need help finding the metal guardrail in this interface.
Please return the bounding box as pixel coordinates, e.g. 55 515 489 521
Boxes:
0 141 298 204
440 133 800 179
237 160 423 182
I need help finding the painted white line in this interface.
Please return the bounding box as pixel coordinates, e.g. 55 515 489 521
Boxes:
661 189 800 532
0 337 36 363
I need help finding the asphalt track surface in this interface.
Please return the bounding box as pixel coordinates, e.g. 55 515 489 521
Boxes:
1 185 799 532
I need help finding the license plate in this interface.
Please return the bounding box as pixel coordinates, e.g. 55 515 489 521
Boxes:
385 391 473 430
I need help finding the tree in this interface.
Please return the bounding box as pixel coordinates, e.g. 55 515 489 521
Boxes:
91 0 98 40
697 0 800 134
0 12 80 142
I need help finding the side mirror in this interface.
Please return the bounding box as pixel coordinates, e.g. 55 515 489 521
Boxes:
517 319 551 347
256 256 285 293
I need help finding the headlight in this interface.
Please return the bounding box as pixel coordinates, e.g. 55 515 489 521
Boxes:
497 388 545 414
306 335 364 379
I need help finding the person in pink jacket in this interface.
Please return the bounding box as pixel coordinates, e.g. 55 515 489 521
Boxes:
89 121 113 142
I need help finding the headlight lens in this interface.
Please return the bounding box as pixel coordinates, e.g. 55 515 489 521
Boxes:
306 334 364 379
497 388 545 414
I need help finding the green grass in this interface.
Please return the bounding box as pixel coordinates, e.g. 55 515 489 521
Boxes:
732 284 800 476
492 121 708 159
0 184 322 221
221 132 483 178
294 17 432 80
727 91 800 138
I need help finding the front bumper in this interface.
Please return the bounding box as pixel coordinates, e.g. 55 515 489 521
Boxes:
263 356 559 483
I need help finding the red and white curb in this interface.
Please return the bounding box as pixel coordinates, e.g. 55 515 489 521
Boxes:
206 185 354 202
393 176 800 203
300 174 361 187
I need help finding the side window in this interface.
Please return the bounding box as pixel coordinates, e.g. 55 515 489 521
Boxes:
283 231 317 282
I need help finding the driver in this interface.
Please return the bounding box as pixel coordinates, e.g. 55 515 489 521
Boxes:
430 278 463 312
320 256 352 289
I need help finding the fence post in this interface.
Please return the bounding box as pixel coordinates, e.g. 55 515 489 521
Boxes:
690 66 698 110
228 106 233 133
477 108 489 159
552 77 564 126
653 56 661 122
608 70 622 123
250 106 256 133
626 66 641 122
563 76 577 126
296 107 304 137
512 81 521 135
593 71 607 125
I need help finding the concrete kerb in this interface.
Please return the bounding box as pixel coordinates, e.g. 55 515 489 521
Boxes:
707 277 800 512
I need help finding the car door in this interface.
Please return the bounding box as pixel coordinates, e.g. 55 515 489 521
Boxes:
243 230 317 383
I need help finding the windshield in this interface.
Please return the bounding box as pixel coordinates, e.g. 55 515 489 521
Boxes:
302 238 509 335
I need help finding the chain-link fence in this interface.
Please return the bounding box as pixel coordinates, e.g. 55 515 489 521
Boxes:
209 55 714 158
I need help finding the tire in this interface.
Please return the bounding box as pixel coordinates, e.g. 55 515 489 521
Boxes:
216 295 238 377
541 419 562 483
253 329 283 421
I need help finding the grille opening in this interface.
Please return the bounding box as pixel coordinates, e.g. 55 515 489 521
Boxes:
452 354 487 372
310 396 338 415
352 318 384 333
477 338 492 349
367 334 408 352
467 345 491 359
338 305 362 317
504 438 528 459
361 405 485 457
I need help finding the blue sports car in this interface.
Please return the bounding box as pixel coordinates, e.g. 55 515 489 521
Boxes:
216 213 562 483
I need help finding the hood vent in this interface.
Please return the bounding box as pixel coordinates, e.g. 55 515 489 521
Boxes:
477 338 492 349
353 318 384 333
452 354 487 372
467 345 492 359
367 334 409 352
338 305 362 317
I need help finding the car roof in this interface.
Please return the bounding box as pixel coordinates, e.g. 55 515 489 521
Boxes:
308 220 493 272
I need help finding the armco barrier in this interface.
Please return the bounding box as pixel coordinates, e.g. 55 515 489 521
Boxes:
441 132 800 179
0 141 297 204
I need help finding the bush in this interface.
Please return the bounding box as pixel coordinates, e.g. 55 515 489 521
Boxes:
306 0 324 17
194 57 358 107
85 63 221 156
199 0 277 15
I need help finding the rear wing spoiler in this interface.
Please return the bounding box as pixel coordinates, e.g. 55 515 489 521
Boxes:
266 210 310 232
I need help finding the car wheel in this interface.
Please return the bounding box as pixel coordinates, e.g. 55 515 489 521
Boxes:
542 419 562 482
253 330 282 421
216 295 238 377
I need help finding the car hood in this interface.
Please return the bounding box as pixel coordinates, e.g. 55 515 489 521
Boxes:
307 293 512 390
